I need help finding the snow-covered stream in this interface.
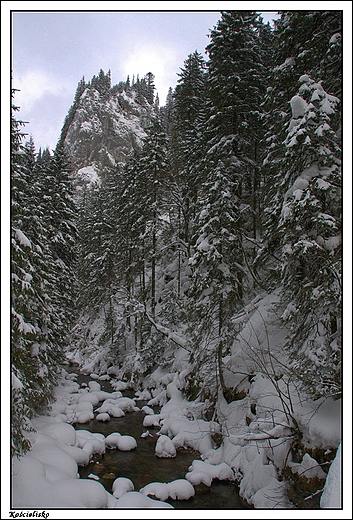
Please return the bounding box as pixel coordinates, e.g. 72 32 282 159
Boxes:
11 356 343 512
11 363 251 510
72 366 251 509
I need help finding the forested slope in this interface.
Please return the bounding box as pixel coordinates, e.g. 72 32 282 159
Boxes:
11 10 342 507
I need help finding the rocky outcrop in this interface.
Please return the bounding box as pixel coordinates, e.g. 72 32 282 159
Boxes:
62 84 154 182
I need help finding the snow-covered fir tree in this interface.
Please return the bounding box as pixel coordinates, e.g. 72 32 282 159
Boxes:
11 97 78 456
278 74 342 397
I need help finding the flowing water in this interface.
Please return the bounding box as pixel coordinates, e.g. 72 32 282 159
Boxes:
65 364 252 509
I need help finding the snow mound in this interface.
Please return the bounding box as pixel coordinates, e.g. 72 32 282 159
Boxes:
105 432 121 449
88 380 101 391
160 417 219 454
140 479 195 501
107 405 125 418
114 396 139 412
141 405 155 414
34 421 77 446
185 470 212 487
54 478 111 508
143 414 162 428
140 482 170 501
320 443 341 508
110 380 129 391
79 432 106 457
12 431 112 508
155 434 177 458
112 477 134 498
298 397 341 449
114 491 173 508
186 460 233 486
289 453 326 480
116 435 137 451
77 392 100 406
167 479 195 500
74 411 94 424
96 412 110 422
135 389 152 400
98 374 110 381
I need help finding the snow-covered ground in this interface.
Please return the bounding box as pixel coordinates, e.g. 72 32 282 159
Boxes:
8 356 345 518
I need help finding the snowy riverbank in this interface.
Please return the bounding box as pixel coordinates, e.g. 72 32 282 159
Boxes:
10 360 342 515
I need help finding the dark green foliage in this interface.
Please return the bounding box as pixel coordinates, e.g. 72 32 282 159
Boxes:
58 76 86 148
11 93 78 456
277 76 342 396
90 68 111 94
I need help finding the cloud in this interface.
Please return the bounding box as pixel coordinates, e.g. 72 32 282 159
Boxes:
12 70 76 150
120 43 179 103
13 69 73 112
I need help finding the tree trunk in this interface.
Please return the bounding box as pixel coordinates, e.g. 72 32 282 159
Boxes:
151 227 156 317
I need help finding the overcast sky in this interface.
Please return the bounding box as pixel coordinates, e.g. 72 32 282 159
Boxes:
9 4 278 152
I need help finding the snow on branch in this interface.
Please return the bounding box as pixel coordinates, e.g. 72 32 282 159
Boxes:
144 311 190 352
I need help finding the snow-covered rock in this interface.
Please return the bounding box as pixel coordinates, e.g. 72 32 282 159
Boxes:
88 380 101 391
155 434 177 458
140 482 170 501
112 477 134 498
167 479 195 500
140 479 195 501
289 453 326 480
143 413 162 428
105 432 122 449
96 412 110 422
135 389 152 400
114 491 173 508
63 84 153 179
141 405 155 415
186 460 233 486
160 417 218 454
116 435 137 451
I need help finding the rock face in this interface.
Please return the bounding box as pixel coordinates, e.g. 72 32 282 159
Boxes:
62 82 154 185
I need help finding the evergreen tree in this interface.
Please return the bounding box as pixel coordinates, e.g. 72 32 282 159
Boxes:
77 169 123 349
144 72 155 105
44 145 78 331
277 75 342 397
167 51 209 303
125 117 169 316
274 11 342 98
11 95 36 456
161 87 175 137
11 96 75 455
183 12 274 401
260 10 342 286
186 156 248 399
205 10 266 239
173 51 208 209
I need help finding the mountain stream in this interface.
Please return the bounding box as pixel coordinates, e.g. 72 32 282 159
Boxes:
66 364 251 509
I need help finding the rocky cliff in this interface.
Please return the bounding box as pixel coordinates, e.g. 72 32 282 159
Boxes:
61 76 155 186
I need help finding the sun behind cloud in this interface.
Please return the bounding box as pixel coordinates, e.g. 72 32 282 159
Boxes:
122 42 178 104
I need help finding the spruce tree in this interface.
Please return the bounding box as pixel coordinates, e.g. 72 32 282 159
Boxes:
277 75 342 397
205 10 266 250
11 97 73 455
42 145 78 334
260 10 342 285
183 13 267 399
170 51 209 291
